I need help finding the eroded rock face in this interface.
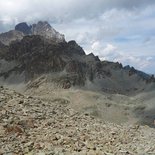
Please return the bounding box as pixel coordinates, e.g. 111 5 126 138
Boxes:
67 40 85 55
31 21 65 42
0 35 86 83
0 30 24 45
7 35 67 80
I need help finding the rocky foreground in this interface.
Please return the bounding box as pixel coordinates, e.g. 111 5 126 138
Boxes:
0 86 155 155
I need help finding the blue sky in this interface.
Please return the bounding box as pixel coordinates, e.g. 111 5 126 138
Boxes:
0 0 155 74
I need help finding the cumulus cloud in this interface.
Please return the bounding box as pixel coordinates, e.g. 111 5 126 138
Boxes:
89 41 118 60
103 44 117 54
93 42 116 55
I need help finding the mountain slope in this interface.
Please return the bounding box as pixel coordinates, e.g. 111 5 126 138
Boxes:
0 21 154 95
1 86 155 154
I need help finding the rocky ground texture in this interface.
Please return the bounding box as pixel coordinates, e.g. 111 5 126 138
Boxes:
0 86 155 155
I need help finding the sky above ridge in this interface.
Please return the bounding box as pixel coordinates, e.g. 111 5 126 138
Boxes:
0 0 155 74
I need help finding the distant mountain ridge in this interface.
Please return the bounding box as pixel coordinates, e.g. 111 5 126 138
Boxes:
0 21 65 45
123 65 154 82
0 21 154 94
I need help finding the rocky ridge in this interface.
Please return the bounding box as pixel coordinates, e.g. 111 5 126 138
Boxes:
0 86 155 155
0 21 155 95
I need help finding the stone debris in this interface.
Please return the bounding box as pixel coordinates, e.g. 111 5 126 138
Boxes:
0 86 155 155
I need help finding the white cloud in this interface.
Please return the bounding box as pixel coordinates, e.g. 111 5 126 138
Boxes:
89 41 118 60
91 41 102 51
103 44 117 54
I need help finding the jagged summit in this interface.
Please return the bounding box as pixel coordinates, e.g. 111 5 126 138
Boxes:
32 21 65 42
15 22 32 35
0 21 65 45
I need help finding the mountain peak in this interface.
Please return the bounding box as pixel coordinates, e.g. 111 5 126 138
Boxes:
36 21 51 27
15 22 31 35
0 21 65 45
31 21 65 42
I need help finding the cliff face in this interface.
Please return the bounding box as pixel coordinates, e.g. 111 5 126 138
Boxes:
31 21 65 42
0 30 24 45
0 22 154 94
0 35 88 86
